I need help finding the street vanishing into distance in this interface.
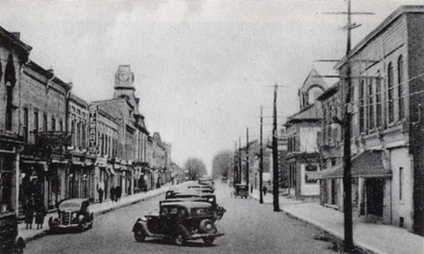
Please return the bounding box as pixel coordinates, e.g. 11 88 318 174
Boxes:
25 183 338 254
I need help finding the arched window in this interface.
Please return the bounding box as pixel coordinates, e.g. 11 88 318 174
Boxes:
398 55 405 120
387 62 394 123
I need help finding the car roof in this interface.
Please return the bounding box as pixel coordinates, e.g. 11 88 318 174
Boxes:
169 190 215 197
60 198 89 205
161 201 212 209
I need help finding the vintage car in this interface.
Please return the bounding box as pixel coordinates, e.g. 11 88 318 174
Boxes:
165 190 226 220
186 184 214 193
0 212 25 254
132 201 224 246
232 184 249 199
198 177 214 186
48 198 93 232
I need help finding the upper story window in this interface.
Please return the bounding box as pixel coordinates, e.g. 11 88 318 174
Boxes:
33 109 39 132
376 71 383 128
51 117 56 131
359 80 365 134
367 79 375 130
398 55 405 120
387 62 395 123
43 113 48 131
23 108 29 142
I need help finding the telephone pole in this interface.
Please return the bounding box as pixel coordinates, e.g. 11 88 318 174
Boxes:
342 0 354 250
246 128 249 190
272 83 280 212
260 106 264 204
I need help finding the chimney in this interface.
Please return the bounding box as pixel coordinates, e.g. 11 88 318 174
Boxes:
11 32 20 39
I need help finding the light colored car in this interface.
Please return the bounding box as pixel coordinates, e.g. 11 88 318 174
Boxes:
49 198 93 232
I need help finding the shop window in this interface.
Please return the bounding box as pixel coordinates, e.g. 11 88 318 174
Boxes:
305 165 318 184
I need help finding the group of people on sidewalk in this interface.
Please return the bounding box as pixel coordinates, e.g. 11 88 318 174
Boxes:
24 198 47 230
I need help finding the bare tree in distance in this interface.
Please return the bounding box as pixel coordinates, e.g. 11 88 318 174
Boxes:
184 158 207 180
212 150 232 180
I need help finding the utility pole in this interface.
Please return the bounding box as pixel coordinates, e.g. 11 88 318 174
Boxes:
342 0 354 250
259 106 264 204
233 142 237 187
238 136 242 184
246 128 249 190
272 83 280 212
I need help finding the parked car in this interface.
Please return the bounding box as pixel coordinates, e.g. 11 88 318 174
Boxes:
48 198 93 232
132 201 224 246
164 190 226 220
186 184 214 193
0 212 25 254
198 177 214 186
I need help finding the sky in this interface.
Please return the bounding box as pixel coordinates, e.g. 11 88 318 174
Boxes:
1 0 422 173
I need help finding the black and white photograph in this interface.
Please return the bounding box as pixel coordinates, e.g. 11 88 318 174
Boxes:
0 0 424 253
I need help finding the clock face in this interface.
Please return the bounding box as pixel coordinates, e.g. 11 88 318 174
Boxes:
118 72 129 81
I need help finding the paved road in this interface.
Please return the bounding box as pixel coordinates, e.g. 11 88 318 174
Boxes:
26 183 338 254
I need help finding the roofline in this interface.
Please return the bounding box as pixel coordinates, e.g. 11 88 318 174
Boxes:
25 61 73 92
335 5 424 69
0 26 32 55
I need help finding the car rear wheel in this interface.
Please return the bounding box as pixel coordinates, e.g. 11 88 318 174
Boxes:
134 229 146 242
203 237 215 246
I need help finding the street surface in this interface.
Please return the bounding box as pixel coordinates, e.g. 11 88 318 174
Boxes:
26 183 338 254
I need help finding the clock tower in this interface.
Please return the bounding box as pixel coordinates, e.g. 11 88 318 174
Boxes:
114 65 134 90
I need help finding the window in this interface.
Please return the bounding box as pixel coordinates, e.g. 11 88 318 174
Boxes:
51 117 56 131
388 62 395 123
376 72 383 128
43 114 48 131
71 120 75 146
23 108 29 141
33 110 39 132
81 123 86 148
305 165 318 184
399 167 403 200
359 80 365 134
367 79 375 130
59 120 63 132
5 55 16 131
398 55 405 120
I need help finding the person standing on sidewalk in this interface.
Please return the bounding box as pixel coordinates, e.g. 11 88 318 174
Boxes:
24 201 34 229
98 187 103 203
110 186 115 202
35 205 47 229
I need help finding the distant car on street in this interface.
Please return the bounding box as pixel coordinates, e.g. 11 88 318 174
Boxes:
48 198 93 232
132 201 224 246
186 184 214 193
164 190 226 220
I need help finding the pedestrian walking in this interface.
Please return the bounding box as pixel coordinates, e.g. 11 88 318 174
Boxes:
25 204 34 229
98 187 103 203
262 185 268 196
35 205 47 229
110 186 115 202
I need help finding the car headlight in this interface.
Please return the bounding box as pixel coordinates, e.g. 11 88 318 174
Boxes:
78 215 84 222
72 213 77 219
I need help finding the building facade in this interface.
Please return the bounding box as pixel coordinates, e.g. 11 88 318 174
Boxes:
315 6 424 235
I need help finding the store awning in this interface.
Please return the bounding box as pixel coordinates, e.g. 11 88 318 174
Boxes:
308 150 391 180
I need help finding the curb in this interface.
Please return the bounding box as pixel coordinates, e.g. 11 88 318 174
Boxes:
250 194 381 254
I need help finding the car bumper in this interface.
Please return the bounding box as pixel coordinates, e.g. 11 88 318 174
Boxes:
188 231 224 240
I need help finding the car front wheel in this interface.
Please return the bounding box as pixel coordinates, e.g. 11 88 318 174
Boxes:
134 229 146 242
173 226 188 246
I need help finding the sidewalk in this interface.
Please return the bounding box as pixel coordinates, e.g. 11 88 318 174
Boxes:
250 189 424 254
18 182 188 243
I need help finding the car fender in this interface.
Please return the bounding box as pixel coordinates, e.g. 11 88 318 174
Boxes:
132 219 148 233
15 236 25 250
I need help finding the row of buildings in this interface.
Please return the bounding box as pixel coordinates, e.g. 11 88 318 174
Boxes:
0 26 184 218
236 5 424 236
